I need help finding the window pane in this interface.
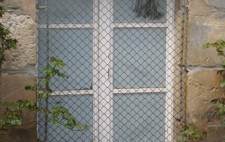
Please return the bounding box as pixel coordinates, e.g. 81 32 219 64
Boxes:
37 0 46 24
113 28 166 89
113 0 166 23
38 9 46 24
38 29 93 90
38 95 93 142
113 93 166 142
38 0 93 24
38 29 47 71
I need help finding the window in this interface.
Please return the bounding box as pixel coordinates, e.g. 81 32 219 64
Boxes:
38 0 176 141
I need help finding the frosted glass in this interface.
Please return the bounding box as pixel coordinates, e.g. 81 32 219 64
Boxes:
114 0 166 23
113 28 166 89
38 29 93 90
38 95 93 142
38 0 93 24
113 93 166 142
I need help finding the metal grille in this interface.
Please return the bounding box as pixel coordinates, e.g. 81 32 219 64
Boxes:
37 0 187 141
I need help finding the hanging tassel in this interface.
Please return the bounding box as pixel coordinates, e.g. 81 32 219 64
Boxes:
133 0 163 19
134 0 147 17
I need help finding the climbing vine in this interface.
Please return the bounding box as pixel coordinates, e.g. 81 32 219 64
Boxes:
178 124 204 141
178 40 225 141
25 57 88 130
0 0 17 73
203 40 225 124
0 0 88 130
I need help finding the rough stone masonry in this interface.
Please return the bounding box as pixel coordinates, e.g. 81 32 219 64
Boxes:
187 0 225 141
0 0 225 142
0 0 36 107
0 0 37 142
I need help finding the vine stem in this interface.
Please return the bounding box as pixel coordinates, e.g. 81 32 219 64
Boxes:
43 72 49 138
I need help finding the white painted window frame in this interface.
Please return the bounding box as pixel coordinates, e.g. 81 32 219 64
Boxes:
38 0 175 141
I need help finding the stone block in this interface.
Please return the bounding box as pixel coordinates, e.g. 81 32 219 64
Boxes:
200 127 225 142
0 13 37 69
0 73 36 101
189 0 212 17
188 0 225 66
4 0 36 20
187 70 224 128
189 0 225 18
0 73 36 122
188 17 225 66
0 124 36 142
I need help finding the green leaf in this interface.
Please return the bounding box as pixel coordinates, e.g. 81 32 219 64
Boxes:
46 88 53 94
38 108 49 115
203 40 225 56
220 80 225 88
18 100 36 109
0 118 6 127
178 124 204 142
43 66 54 76
25 84 42 91
0 52 6 63
177 135 187 142
41 78 50 84
0 23 10 36
24 85 32 90
49 118 60 125
7 119 22 126
203 43 211 49
49 57 65 68
221 119 225 125
3 38 17 49
217 49 224 56
38 93 47 98
222 61 225 66
57 72 68 78
15 56 89 130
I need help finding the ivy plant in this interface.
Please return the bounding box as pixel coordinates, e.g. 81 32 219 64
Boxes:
178 40 225 141
0 0 17 72
26 57 88 129
0 57 88 130
0 0 27 129
203 40 225 124
178 124 204 142
0 0 87 130
0 99 36 129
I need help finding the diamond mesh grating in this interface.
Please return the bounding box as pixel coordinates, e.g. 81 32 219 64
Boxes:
37 0 187 141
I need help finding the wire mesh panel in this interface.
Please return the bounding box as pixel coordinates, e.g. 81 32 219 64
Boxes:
37 0 186 141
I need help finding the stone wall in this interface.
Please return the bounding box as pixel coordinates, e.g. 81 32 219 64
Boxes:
0 0 37 142
187 0 225 141
1 13 36 70
1 0 225 142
